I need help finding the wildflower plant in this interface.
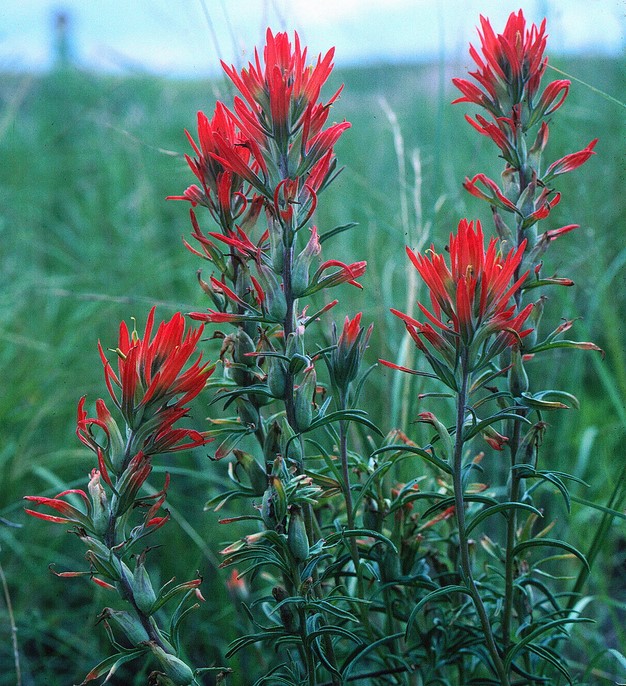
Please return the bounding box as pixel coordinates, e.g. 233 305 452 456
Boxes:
24 13 611 686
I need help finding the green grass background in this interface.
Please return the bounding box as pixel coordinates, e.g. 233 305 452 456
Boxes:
0 54 624 683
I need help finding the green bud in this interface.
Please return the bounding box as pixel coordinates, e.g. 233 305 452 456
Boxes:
508 347 529 397
87 470 109 536
267 357 288 398
263 421 282 463
232 328 256 367
257 264 287 322
268 217 284 274
234 450 267 496
362 497 381 532
294 366 316 432
98 607 150 646
287 506 309 562
272 586 298 633
133 552 157 615
291 227 321 297
148 643 194 686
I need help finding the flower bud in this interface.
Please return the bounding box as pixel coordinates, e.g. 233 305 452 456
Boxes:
233 449 267 496
508 347 529 397
87 469 109 536
329 313 373 393
98 607 150 646
293 366 316 432
287 505 309 562
291 227 321 297
148 643 194 686
133 552 157 615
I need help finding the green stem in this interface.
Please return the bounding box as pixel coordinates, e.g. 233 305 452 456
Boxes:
502 419 522 652
453 351 510 686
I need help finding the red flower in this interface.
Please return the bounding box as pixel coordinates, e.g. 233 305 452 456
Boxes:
452 10 569 126
391 219 533 376
98 308 213 453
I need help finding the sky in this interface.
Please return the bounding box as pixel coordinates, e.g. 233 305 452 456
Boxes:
0 0 623 76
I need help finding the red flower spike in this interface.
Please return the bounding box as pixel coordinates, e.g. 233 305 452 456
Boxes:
453 10 571 131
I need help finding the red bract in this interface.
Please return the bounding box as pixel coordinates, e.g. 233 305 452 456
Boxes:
452 10 569 126
168 103 263 227
221 29 339 131
391 219 533 375
543 139 598 182
98 308 213 443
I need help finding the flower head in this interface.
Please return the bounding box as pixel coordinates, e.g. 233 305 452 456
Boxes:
452 10 570 127
391 219 533 378
97 308 213 452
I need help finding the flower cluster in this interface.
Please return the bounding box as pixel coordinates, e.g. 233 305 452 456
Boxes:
384 219 533 384
25 310 212 684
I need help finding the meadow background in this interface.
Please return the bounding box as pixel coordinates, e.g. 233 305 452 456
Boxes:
0 18 624 685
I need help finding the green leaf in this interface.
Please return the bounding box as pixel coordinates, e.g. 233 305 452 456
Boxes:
341 631 404 678
525 642 574 684
77 649 145 685
306 409 384 436
324 528 398 554
529 339 603 355
504 616 592 671
405 585 473 638
462 412 532 441
318 221 359 244
570 494 626 520
512 537 589 570
372 444 452 475
465 501 542 536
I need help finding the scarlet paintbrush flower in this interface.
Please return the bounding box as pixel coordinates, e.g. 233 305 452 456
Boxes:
390 219 533 378
452 10 570 128
97 308 213 456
